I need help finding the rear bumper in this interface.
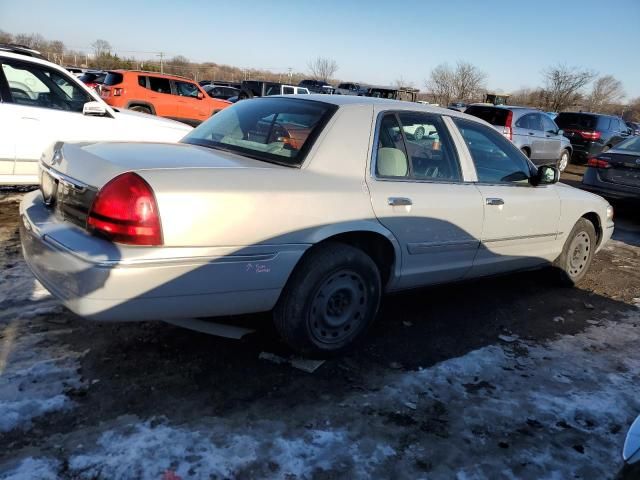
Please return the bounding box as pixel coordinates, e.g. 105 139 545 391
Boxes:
20 191 307 322
570 142 602 161
582 168 640 201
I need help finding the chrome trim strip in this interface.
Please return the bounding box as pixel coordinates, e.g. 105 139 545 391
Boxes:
407 239 479 255
42 234 281 268
40 163 95 193
482 232 557 243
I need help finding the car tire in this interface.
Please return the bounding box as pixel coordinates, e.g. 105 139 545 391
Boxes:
414 126 425 141
129 105 152 114
557 149 570 172
554 218 596 286
273 242 381 357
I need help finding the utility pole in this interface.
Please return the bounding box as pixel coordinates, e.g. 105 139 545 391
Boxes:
157 52 165 74
288 67 292 82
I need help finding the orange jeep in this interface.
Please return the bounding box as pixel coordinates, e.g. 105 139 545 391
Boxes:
99 70 231 125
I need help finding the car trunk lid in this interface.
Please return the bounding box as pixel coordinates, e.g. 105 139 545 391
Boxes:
596 150 640 188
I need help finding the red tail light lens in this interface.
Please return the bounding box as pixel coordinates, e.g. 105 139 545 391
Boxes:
87 173 163 246
578 130 601 140
113 88 123 96
587 157 610 169
503 110 513 141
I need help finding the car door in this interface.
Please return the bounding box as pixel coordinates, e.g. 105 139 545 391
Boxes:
0 68 16 176
366 111 484 289
451 118 561 277
0 58 104 180
146 76 174 118
541 114 562 162
174 80 208 123
526 113 547 162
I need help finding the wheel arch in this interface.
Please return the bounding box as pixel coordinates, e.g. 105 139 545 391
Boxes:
125 101 156 115
298 223 402 290
581 211 602 246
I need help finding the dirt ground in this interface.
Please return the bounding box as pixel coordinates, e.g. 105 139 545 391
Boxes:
0 168 639 480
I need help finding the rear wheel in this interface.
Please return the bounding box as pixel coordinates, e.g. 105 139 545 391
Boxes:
557 149 570 172
129 105 152 114
554 218 596 286
273 242 381 357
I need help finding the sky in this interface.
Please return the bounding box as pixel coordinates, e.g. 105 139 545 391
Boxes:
1 0 639 97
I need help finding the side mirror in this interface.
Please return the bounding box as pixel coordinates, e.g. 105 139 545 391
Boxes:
557 129 564 136
197 92 204 99
531 165 559 186
82 101 107 116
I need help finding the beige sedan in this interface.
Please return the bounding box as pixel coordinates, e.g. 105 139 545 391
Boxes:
20 95 614 356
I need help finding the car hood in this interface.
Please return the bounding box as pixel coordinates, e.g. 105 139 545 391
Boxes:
111 108 193 133
47 141 278 189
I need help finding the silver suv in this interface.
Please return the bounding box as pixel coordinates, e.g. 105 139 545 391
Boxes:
465 105 572 171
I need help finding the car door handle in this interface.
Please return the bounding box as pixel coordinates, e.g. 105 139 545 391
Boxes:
486 198 504 206
388 197 412 206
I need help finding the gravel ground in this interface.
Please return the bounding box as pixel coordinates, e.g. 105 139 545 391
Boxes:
0 173 639 479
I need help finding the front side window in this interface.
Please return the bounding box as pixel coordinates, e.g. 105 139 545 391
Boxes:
375 112 461 182
454 118 531 185
175 81 199 98
182 97 337 166
148 76 171 94
2 60 91 112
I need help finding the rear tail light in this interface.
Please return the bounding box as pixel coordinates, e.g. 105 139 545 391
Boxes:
587 156 610 169
113 88 123 96
578 130 601 140
87 172 163 246
503 111 513 141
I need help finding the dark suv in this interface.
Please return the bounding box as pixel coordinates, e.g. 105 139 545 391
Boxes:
554 112 633 161
298 79 333 94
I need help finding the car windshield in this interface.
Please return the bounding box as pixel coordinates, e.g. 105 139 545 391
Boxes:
555 113 598 130
614 136 640 154
181 97 337 167
464 106 511 126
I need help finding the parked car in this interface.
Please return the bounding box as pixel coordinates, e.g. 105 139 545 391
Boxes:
20 95 613 356
465 105 572 171
65 66 86 77
203 84 240 100
554 112 632 162
582 135 640 201
448 102 467 112
334 82 368 96
626 121 640 135
0 44 192 185
299 79 333 94
238 81 309 99
99 70 231 126
78 70 106 89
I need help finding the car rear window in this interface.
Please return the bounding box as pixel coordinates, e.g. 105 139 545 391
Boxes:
464 106 511 126
554 113 598 130
182 97 337 167
102 72 123 86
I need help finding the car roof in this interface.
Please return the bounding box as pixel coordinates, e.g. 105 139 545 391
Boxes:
0 43 45 59
114 70 197 82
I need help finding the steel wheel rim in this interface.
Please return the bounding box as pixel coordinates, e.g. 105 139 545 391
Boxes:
567 231 591 277
559 152 569 171
309 269 368 345
414 127 424 140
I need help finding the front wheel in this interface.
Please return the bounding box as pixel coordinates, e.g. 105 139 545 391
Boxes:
273 242 381 357
554 218 596 286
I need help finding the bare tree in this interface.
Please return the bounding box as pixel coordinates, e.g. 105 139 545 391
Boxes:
542 64 595 112
586 75 625 112
0 30 13 44
91 39 111 58
452 61 486 102
307 57 338 82
425 64 455 106
394 75 415 89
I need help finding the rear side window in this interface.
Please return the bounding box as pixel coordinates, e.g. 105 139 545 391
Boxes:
555 113 597 130
148 76 171 94
102 72 123 86
138 75 147 87
454 118 531 185
182 97 337 166
376 112 461 182
598 117 612 130
464 106 510 126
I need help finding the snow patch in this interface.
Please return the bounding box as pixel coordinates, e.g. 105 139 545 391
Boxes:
0 457 60 480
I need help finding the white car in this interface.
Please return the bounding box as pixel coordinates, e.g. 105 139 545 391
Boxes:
0 45 192 185
20 95 614 356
